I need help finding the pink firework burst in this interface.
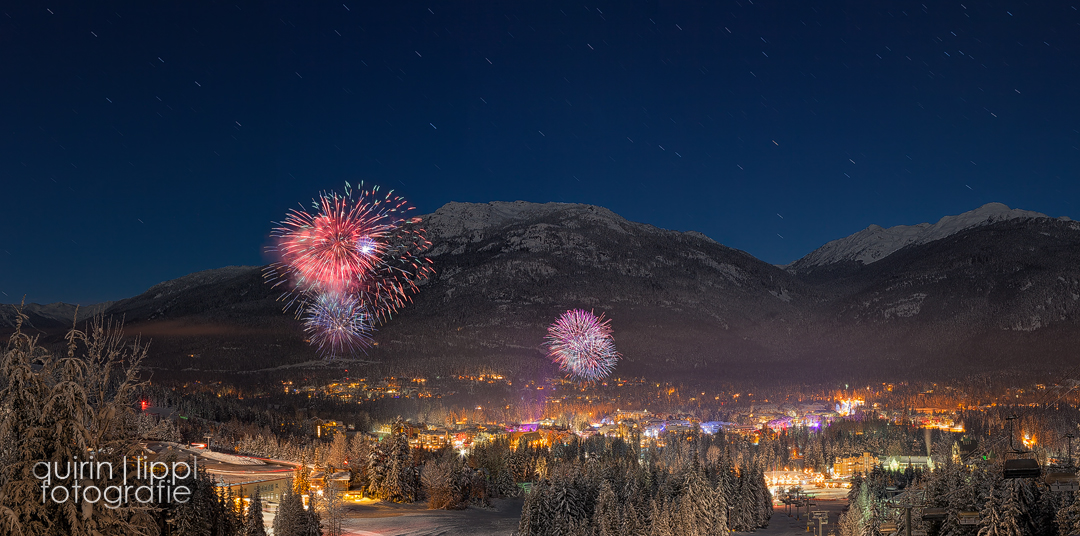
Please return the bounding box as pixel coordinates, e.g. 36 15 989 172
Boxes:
545 309 620 381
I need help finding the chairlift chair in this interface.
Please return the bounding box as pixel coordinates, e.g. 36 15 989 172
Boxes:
1046 471 1080 492
921 507 947 521
1003 458 1041 479
957 511 980 525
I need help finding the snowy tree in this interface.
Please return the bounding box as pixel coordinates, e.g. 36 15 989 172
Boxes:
172 470 216 536
379 419 415 503
0 315 159 535
679 470 724 535
327 433 349 471
272 487 305 536
421 454 462 509
592 480 619 536
648 498 675 536
979 479 1023 536
348 434 373 494
318 481 344 536
729 470 756 531
244 490 267 536
751 466 773 528
1056 489 1080 535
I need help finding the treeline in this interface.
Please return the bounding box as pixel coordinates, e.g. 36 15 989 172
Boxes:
516 430 772 535
838 458 1080 536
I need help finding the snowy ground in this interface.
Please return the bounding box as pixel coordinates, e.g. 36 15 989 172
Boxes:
337 498 524 536
739 499 849 536
270 496 848 536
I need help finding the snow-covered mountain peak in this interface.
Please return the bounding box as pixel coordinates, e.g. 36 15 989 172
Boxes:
793 203 1057 270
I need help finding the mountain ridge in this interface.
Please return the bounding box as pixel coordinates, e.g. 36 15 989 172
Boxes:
789 202 1072 273
5 201 1078 382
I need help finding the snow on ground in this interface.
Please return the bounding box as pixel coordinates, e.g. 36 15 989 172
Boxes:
337 497 524 536
739 499 849 536
320 496 847 536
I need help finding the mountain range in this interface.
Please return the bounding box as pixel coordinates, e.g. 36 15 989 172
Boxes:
5 202 1079 384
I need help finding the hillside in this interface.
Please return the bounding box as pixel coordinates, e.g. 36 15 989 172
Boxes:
6 201 1079 384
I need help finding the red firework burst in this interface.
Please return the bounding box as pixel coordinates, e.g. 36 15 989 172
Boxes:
265 182 434 323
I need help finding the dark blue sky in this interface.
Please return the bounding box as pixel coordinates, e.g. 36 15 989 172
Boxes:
3 1 1079 304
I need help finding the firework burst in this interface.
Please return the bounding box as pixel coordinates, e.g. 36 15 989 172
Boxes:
267 183 415 299
265 182 434 357
302 292 373 356
545 309 620 381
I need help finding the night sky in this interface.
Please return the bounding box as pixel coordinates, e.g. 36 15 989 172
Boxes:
3 1 1079 304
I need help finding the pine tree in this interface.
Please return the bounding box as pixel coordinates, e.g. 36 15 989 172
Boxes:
172 470 215 536
381 419 415 503
648 498 675 536
680 470 722 535
979 481 1022 536
518 480 548 536
218 486 244 536
320 481 344 536
753 466 773 528
713 470 730 534
348 434 371 493
548 477 587 536
593 480 620 536
1056 489 1080 535
244 490 267 536
272 487 305 536
729 470 755 531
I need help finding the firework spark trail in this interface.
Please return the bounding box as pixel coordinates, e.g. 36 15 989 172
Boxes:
545 309 620 381
302 292 373 356
351 218 435 324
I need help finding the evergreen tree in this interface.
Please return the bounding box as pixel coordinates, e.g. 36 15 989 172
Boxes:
648 498 675 536
1056 489 1080 535
593 480 620 536
381 419 415 503
348 433 371 491
216 486 243 536
979 481 1022 536
244 490 267 536
320 482 344 536
730 470 755 531
752 466 773 528
713 471 730 533
681 470 723 535
518 480 548 536
548 476 587 536
172 470 216 536
272 487 305 536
